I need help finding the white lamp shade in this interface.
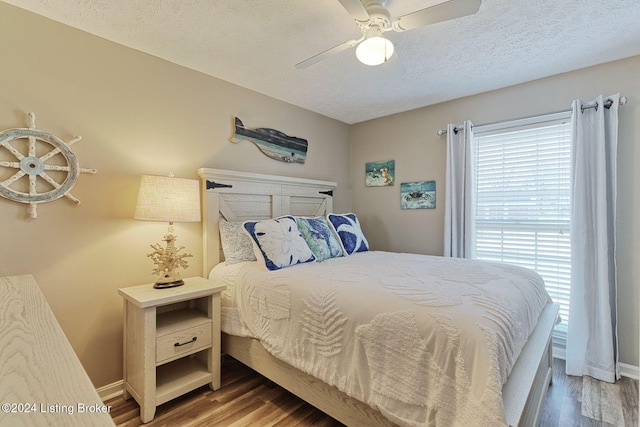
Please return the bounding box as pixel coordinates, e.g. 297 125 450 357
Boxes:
134 175 201 222
356 36 394 66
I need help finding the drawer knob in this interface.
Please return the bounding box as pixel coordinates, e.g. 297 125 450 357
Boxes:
174 337 197 347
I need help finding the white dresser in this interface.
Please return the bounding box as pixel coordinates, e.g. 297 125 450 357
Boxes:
0 274 115 427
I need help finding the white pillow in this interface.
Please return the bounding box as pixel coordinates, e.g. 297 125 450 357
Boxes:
219 220 257 265
243 216 316 271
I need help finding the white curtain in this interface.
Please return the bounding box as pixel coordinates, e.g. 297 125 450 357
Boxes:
443 121 474 258
566 94 619 382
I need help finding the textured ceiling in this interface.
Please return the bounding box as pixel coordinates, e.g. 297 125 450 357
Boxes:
3 0 640 124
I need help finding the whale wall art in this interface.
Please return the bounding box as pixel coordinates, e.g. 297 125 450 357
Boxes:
229 116 308 164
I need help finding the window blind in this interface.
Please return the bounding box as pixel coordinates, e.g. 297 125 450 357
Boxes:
473 114 572 338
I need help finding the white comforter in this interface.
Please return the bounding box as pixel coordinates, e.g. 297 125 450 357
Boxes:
210 251 551 427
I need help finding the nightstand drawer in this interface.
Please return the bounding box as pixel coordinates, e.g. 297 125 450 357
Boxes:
156 323 212 364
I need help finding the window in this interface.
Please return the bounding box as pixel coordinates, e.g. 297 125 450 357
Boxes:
472 112 571 339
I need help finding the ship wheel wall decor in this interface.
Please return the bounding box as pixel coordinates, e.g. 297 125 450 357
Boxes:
0 112 97 218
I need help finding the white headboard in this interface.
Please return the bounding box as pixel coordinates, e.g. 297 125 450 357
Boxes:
197 168 337 276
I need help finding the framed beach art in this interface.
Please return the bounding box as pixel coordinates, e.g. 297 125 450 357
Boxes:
365 160 394 187
401 181 436 209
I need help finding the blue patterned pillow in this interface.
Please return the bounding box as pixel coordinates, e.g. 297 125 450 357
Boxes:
327 213 369 255
296 216 343 262
243 216 316 271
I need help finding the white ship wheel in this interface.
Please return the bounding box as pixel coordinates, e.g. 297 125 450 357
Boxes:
0 112 97 218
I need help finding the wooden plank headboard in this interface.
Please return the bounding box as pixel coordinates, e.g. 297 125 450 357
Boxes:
197 168 337 276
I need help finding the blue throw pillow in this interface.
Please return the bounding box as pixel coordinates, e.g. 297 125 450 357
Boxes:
327 213 369 255
243 216 316 271
296 216 343 262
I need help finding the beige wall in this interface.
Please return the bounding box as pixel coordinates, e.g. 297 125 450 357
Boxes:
350 56 640 368
2 1 638 390
0 3 350 388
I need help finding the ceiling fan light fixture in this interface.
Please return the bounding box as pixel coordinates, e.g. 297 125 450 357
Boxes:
356 31 394 66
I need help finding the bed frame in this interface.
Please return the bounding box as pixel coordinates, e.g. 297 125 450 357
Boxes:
197 167 559 427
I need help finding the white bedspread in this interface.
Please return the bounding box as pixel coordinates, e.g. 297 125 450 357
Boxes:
209 251 551 427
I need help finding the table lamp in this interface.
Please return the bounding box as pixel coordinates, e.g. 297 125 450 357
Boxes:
134 174 201 288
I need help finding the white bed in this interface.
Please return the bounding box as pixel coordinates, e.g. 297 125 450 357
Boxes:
198 168 559 427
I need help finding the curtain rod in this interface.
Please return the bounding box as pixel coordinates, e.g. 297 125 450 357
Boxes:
436 96 627 136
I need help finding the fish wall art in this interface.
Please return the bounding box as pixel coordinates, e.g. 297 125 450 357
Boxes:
229 117 308 164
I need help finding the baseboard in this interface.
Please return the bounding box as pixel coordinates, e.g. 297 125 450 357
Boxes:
553 344 639 380
618 363 640 380
552 344 566 361
97 380 123 402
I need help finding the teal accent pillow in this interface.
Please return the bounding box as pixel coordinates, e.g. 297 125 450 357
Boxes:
296 216 343 261
243 216 316 271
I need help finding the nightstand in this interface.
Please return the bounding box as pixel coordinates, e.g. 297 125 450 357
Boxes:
118 277 226 423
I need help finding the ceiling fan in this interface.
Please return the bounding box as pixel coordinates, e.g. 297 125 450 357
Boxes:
296 0 482 68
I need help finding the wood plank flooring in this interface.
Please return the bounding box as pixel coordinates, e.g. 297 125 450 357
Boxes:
540 359 638 427
107 357 638 427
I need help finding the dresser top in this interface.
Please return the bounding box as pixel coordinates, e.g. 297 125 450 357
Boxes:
0 274 115 427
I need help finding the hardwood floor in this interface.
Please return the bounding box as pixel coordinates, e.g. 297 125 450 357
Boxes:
108 356 342 427
540 359 638 427
107 357 638 427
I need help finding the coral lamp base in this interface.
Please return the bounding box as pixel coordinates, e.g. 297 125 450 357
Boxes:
153 279 185 289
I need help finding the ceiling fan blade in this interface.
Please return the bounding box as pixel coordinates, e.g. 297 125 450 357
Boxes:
295 36 364 69
392 0 481 32
338 0 370 22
